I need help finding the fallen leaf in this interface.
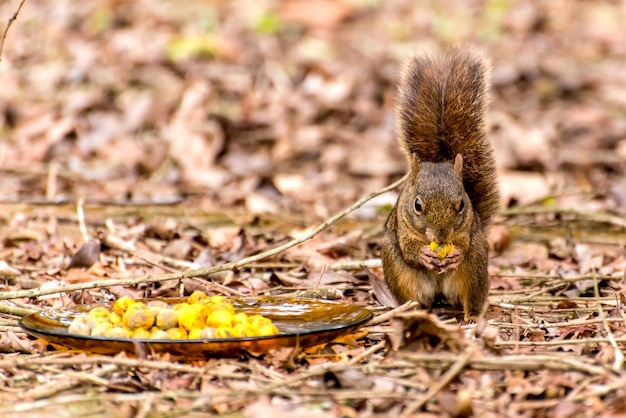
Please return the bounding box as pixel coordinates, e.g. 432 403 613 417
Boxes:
389 311 466 352
279 0 354 30
67 239 101 269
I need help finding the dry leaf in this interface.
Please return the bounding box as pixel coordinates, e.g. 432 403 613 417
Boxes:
389 311 466 352
279 0 354 30
67 239 101 269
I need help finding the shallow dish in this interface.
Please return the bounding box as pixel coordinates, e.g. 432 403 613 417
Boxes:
19 297 373 357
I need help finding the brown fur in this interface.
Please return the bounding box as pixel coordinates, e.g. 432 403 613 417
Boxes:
395 47 498 225
382 47 498 321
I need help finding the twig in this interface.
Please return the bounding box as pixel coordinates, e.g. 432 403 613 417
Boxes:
329 258 382 271
0 393 151 414
22 364 117 400
135 396 155 418
399 352 609 376
347 340 386 365
490 317 625 329
0 174 409 301
367 301 419 326
401 344 479 416
0 0 25 63
244 340 386 397
101 230 193 272
494 337 626 347
492 272 621 282
76 197 89 243
594 277 624 372
0 303 34 317
399 300 490 415
514 282 569 302
501 206 626 229
46 161 59 201
0 355 212 373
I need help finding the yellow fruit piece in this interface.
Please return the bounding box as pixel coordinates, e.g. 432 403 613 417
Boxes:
249 314 272 328
68 316 92 336
122 306 155 330
91 322 113 337
88 307 111 319
167 327 187 340
197 298 213 308
173 302 189 311
149 329 170 340
147 305 162 320
113 296 135 317
156 308 178 330
132 328 151 339
106 327 131 338
206 308 234 329
188 290 209 304
227 325 244 338
212 301 235 315
233 312 249 324
178 304 208 331
188 328 203 339
232 323 251 338
146 300 169 309
200 327 217 339
256 323 279 337
429 241 454 259
214 328 233 339
209 295 227 305
108 312 122 326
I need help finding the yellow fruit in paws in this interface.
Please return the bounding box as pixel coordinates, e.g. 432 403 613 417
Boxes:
429 241 454 259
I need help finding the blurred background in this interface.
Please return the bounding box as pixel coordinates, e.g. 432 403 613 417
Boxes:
1 0 625 217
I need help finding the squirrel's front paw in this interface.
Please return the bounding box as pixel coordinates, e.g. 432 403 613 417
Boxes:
419 245 463 273
418 245 444 270
436 248 462 274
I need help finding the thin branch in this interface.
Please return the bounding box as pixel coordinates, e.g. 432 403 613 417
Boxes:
494 337 626 347
0 173 408 301
367 301 419 326
594 277 624 372
501 206 626 229
401 344 478 416
329 258 382 271
76 197 89 243
23 365 117 400
0 0 26 63
399 352 610 376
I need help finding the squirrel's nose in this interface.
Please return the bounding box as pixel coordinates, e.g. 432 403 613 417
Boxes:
427 228 449 244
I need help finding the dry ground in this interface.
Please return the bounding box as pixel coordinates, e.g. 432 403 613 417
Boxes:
1 0 626 417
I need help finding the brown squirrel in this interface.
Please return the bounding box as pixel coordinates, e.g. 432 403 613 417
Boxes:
382 47 499 321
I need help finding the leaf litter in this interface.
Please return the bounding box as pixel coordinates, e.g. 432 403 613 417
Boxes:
1 0 626 417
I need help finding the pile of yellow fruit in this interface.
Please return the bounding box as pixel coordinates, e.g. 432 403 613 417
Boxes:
67 291 280 340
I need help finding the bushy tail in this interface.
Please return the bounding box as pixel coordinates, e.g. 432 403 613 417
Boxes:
396 47 499 224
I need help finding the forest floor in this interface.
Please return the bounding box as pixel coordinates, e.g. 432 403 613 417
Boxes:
1 1 626 417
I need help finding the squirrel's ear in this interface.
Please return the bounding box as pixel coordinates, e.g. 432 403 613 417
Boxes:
411 154 421 174
454 154 463 181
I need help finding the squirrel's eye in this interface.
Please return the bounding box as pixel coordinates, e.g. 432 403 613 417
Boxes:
414 197 423 213
458 200 465 213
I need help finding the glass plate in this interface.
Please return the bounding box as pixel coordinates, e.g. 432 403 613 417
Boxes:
19 297 373 357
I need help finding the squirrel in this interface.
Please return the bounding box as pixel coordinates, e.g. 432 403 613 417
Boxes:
381 47 499 322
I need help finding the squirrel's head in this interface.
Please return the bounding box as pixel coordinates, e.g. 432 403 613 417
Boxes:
398 154 473 243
